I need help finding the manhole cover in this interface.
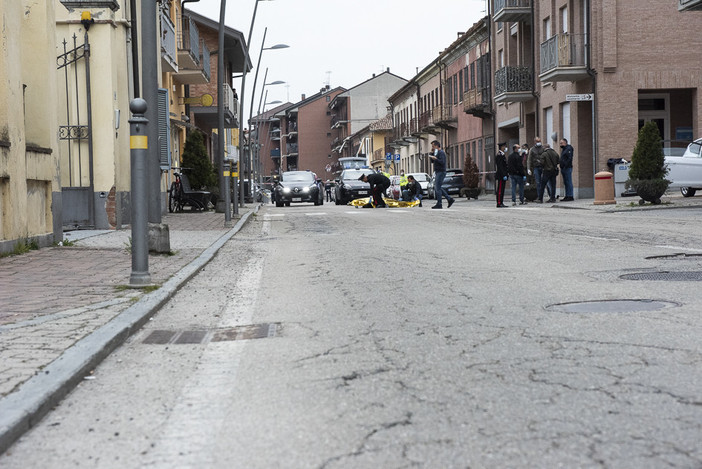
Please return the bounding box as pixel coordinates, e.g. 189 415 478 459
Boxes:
620 271 702 281
143 323 280 345
547 299 680 314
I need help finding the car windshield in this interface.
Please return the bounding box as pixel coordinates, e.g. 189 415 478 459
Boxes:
410 174 427 182
341 169 375 181
282 172 314 183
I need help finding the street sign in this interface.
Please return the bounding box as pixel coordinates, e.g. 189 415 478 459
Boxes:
566 93 594 102
325 164 332 172
386 153 392 161
395 153 401 162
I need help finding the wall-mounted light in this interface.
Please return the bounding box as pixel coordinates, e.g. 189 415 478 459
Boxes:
80 11 95 31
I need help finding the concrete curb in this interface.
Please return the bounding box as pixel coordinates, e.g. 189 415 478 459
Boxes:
0 207 258 455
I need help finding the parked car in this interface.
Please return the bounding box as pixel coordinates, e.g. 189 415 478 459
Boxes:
407 172 430 197
334 168 376 204
274 170 324 207
665 137 702 197
387 175 403 200
428 169 464 199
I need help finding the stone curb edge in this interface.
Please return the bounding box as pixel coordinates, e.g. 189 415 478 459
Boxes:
0 207 258 455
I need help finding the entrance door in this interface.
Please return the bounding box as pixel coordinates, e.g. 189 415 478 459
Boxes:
638 93 670 141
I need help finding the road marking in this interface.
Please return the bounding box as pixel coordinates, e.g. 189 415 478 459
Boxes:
305 213 327 216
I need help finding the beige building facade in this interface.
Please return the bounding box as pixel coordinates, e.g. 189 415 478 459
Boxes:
1 0 61 253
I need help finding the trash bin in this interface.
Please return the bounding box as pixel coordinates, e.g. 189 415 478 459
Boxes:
612 161 637 197
594 171 615 205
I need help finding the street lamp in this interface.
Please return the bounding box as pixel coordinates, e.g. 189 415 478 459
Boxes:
217 0 234 223
243 28 289 204
250 70 284 186
252 98 282 183
236 0 275 208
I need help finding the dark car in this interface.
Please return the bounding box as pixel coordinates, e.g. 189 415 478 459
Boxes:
274 171 324 207
334 168 376 205
428 169 464 198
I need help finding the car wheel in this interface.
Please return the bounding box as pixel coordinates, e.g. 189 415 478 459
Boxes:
276 200 283 207
285 202 291 207
681 187 697 197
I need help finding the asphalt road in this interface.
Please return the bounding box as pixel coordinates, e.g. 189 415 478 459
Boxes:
3 201 702 468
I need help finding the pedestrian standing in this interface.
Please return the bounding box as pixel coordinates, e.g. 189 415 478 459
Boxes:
540 144 560 203
428 140 455 209
508 143 527 205
527 137 546 202
324 179 333 202
495 143 508 207
359 172 390 208
559 138 575 201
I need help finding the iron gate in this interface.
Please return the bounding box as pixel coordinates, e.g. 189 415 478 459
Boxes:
57 33 95 228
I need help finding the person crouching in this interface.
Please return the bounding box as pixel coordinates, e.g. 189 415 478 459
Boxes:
359 172 390 208
401 174 423 207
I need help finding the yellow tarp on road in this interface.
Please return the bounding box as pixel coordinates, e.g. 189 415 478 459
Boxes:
349 197 420 208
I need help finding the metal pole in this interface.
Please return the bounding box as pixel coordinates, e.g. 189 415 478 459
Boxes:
252 68 268 192
237 0 263 209
141 0 161 224
129 98 151 286
218 0 233 224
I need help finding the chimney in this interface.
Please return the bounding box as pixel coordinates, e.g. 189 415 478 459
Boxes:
387 67 390 72
301 94 306 100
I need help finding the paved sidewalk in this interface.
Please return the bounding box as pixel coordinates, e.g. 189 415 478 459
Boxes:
0 207 258 454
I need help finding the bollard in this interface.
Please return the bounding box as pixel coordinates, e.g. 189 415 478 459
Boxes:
593 171 616 205
129 99 152 285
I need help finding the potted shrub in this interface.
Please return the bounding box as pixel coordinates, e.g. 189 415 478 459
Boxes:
626 121 670 205
460 153 481 199
181 130 218 206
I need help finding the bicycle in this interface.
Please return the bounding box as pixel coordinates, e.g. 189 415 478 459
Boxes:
168 171 185 213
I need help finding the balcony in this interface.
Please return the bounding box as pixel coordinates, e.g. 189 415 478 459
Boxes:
539 33 589 82
494 66 534 103
463 88 491 118
160 11 178 73
174 17 210 84
493 0 531 23
331 114 347 129
433 105 458 129
271 148 281 159
286 143 299 155
419 110 439 134
190 83 238 128
392 127 409 146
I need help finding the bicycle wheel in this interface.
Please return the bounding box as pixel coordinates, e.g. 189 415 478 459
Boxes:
168 183 177 213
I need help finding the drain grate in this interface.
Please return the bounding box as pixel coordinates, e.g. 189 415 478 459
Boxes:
620 271 702 281
143 323 280 345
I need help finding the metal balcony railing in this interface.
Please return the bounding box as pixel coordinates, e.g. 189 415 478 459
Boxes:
287 143 298 154
200 42 211 81
271 148 281 158
494 66 533 95
180 17 200 65
221 84 237 118
493 0 531 22
540 33 587 75
160 11 177 72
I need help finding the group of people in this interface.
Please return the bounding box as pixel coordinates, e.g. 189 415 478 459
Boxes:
358 170 423 208
494 137 574 207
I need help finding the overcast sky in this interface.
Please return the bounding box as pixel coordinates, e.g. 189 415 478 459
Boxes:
186 0 487 118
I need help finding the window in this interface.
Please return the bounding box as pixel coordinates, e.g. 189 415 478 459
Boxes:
326 96 331 102
561 6 568 33
459 70 464 100
544 17 552 40
447 76 453 105
453 75 459 105
470 63 476 89
498 49 504 68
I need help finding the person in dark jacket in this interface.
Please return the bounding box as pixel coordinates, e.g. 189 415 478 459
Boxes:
507 143 527 205
495 143 509 207
540 144 560 203
559 138 574 201
401 174 423 206
359 172 390 208
428 140 455 209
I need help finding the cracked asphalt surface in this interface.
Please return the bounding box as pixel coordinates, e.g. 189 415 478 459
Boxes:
2 200 702 468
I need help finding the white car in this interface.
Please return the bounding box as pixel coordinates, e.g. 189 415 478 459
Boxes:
665 138 702 197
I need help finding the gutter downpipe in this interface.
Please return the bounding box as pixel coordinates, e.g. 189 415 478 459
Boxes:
585 0 598 191
531 0 539 139
416 82 422 173
488 10 497 177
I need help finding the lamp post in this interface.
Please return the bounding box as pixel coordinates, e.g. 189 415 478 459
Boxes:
217 0 234 224
251 70 284 187
245 30 289 204
237 0 274 209
253 96 282 185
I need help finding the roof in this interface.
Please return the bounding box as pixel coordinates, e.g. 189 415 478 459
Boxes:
184 9 252 73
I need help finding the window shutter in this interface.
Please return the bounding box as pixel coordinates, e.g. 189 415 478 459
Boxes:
157 88 171 170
